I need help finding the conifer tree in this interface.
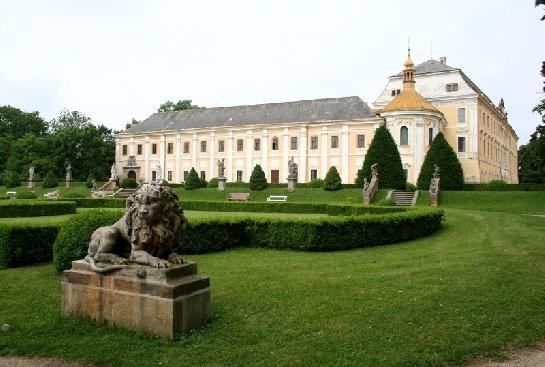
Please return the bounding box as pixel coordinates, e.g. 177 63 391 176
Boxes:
361 126 405 189
184 168 201 190
249 164 267 191
85 172 96 188
42 170 58 188
323 166 342 191
416 132 464 190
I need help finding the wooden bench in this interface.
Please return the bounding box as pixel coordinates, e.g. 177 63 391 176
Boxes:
5 191 16 198
227 193 250 202
267 195 287 202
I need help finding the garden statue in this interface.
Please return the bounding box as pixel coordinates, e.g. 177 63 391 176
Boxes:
65 164 72 181
288 157 298 180
110 163 118 181
91 179 97 191
155 164 163 181
217 158 225 178
429 164 440 206
364 163 379 205
28 166 34 181
363 177 369 192
371 163 379 179
432 164 440 180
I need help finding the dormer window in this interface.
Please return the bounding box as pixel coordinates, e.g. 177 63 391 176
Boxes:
446 83 459 92
390 89 401 96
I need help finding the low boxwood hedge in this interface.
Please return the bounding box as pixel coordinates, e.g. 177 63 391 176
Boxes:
463 183 545 191
53 207 443 272
0 224 59 268
0 200 77 218
60 198 127 208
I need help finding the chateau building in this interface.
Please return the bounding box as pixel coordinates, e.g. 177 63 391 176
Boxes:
116 53 518 185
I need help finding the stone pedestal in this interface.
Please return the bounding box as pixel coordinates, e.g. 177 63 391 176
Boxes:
61 260 211 338
287 178 296 192
217 177 227 191
27 180 33 188
65 180 71 188
430 194 439 207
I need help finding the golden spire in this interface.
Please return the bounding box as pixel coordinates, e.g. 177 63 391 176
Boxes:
403 47 415 90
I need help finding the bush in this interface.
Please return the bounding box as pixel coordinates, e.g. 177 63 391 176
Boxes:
249 164 268 191
61 192 86 199
0 201 76 218
53 209 124 273
16 191 37 199
323 166 342 191
361 126 406 190
208 177 219 188
3 171 21 188
406 183 416 192
200 178 208 188
0 224 59 268
120 178 138 188
42 170 58 188
185 168 202 190
486 180 508 191
417 132 464 191
307 179 324 188
85 173 96 188
377 199 397 206
61 198 126 208
462 183 545 191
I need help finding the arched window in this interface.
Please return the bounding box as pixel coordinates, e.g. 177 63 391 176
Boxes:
400 126 409 145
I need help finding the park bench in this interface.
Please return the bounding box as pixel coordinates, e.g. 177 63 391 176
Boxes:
5 191 16 199
43 191 59 199
266 195 287 202
227 192 250 202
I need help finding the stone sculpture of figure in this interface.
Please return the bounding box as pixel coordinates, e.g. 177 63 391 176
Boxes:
363 178 369 192
28 166 34 181
86 184 188 272
91 179 97 191
65 164 72 181
429 164 440 195
371 163 379 178
432 164 440 179
288 157 298 180
156 164 163 181
217 159 225 178
110 163 118 181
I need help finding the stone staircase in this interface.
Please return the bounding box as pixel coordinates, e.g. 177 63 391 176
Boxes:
387 190 419 206
113 188 138 198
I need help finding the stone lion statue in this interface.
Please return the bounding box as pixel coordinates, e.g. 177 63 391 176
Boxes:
86 184 188 273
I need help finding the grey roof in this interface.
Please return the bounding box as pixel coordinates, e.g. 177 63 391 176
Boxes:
392 59 457 77
122 96 373 134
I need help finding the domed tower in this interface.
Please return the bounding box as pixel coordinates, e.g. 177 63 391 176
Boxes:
379 49 446 184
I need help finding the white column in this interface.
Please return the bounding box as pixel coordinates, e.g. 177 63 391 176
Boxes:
175 134 181 182
246 129 253 181
414 118 425 183
341 124 349 183
261 129 269 180
299 127 307 182
227 130 234 182
282 127 289 183
470 102 479 159
321 126 328 178
209 132 216 179
159 134 166 179
191 133 198 169
144 137 150 182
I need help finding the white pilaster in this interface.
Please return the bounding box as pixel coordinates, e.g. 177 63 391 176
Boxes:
144 137 150 182
175 134 181 182
191 133 198 169
261 129 269 180
246 129 253 181
341 124 349 183
227 130 234 181
209 132 215 179
129 137 135 156
282 127 289 182
159 134 166 179
321 126 328 178
414 118 425 183
299 127 307 182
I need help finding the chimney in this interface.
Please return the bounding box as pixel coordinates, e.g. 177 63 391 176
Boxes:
439 56 447 64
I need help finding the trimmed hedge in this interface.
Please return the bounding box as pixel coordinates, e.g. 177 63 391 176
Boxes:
462 183 545 191
0 224 59 268
53 206 443 271
0 201 77 218
60 198 127 208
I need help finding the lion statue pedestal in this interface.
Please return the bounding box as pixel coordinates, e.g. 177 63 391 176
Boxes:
61 184 211 338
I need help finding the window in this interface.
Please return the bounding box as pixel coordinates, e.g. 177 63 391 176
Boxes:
272 136 279 150
236 170 243 181
183 142 189 153
310 136 318 149
167 142 173 154
458 137 466 152
137 144 142 155
458 108 466 123
183 171 188 181
290 136 298 150
152 144 157 155
355 134 364 148
200 141 206 153
122 145 127 155
167 171 172 181
331 135 339 149
237 139 243 152
446 83 459 92
400 126 409 146
391 89 401 96
218 140 225 152
310 169 318 180
152 171 156 181
254 138 260 151
428 128 434 146
200 171 206 180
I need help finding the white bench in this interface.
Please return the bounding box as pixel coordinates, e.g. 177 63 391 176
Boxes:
5 191 16 198
43 191 59 199
267 195 287 202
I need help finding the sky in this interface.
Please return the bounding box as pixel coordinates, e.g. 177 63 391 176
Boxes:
0 0 543 144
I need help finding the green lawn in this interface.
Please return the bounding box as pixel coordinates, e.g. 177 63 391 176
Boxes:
1 207 545 366
0 182 92 199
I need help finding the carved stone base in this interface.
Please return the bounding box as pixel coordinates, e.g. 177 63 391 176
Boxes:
65 180 71 188
61 260 211 338
217 177 227 191
430 194 439 207
287 178 296 192
27 180 33 188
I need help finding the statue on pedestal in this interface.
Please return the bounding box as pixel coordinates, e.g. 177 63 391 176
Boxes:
110 163 118 181
371 163 379 179
363 178 369 192
28 166 34 181
65 164 72 182
288 157 298 180
217 159 225 178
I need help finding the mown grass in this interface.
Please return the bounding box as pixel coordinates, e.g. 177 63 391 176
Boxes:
1 208 545 366
0 183 91 199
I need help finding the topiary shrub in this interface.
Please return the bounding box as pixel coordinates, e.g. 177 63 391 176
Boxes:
3 171 21 188
249 164 268 191
307 178 324 188
85 173 96 188
0 224 59 268
0 201 76 218
377 198 397 206
417 132 464 191
208 177 219 188
42 170 58 188
354 169 365 187
185 168 201 190
16 191 37 199
486 179 508 191
406 183 416 192
323 166 342 191
361 126 405 190
200 178 208 188
62 192 86 199
120 178 138 188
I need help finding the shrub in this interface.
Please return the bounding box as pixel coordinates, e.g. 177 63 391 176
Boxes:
0 201 76 218
85 173 97 188
185 168 202 190
462 183 545 191
361 126 406 190
307 179 324 188
354 169 365 187
249 164 268 191
323 166 342 191
53 209 124 273
417 132 464 191
406 183 416 192
3 171 21 188
120 178 138 188
42 170 58 188
16 191 37 199
62 198 126 208
0 224 59 268
208 177 219 188
200 178 208 188
377 199 397 206
62 192 86 199
486 180 508 191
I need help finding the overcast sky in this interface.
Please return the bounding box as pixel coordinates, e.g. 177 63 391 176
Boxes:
0 1 543 144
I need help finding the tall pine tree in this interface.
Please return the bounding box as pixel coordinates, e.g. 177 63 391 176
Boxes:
417 132 464 190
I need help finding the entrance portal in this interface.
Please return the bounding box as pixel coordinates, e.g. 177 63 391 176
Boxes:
128 170 136 180
270 170 279 184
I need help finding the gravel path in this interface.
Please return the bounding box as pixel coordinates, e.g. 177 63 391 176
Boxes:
0 357 93 367
469 343 545 367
